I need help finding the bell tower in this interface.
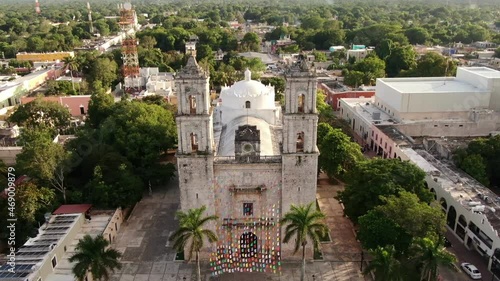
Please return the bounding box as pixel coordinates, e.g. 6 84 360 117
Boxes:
175 55 215 213
281 55 319 212
176 55 213 154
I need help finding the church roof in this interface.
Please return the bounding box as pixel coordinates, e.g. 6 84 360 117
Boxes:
221 69 274 98
217 116 279 157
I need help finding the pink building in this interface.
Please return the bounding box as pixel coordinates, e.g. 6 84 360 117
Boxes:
21 95 91 117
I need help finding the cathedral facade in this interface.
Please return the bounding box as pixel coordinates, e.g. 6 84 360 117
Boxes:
175 55 318 275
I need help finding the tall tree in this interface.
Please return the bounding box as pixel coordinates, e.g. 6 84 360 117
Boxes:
16 128 71 203
69 235 122 281
357 210 413 255
376 191 446 240
8 99 71 131
339 158 432 221
410 238 457 281
240 32 261 52
169 206 218 281
400 52 456 77
88 57 118 89
363 246 404 281
318 123 363 180
100 101 177 183
63 56 80 93
281 202 328 281
385 45 417 77
87 82 115 129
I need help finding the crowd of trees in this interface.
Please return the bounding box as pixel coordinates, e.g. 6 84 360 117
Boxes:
0 84 177 246
314 93 455 280
453 135 500 187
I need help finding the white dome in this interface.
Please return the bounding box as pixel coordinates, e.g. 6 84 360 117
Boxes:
226 80 273 98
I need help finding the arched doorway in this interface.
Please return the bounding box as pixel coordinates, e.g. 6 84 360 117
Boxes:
446 206 457 231
240 232 258 258
456 215 467 240
430 188 437 200
440 198 447 213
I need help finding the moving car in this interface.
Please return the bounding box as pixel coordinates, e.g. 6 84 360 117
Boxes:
461 263 481 280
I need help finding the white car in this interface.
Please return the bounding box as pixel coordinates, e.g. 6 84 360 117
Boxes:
461 262 482 280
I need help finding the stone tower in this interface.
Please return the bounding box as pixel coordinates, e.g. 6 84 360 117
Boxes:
281 56 319 213
175 55 215 212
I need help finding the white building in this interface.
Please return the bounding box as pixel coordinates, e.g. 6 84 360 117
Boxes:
340 67 500 156
346 48 373 61
0 204 123 281
338 67 500 274
124 67 175 100
176 55 319 276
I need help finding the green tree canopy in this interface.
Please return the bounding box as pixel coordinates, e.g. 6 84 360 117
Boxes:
69 235 122 281
376 191 446 242
339 158 431 221
100 101 177 183
8 98 71 131
240 32 261 52
16 128 72 202
409 238 457 281
357 210 413 254
88 57 118 89
281 202 328 281
400 52 456 77
453 135 500 187
385 45 417 77
318 123 363 180
363 246 404 281
169 206 218 281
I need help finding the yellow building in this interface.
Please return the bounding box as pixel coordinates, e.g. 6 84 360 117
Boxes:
16 51 74 62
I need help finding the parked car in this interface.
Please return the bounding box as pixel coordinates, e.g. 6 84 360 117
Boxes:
461 262 482 280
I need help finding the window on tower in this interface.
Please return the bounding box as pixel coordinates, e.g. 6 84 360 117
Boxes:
298 94 305 113
296 132 304 152
189 95 196 114
245 101 251 109
243 203 253 216
190 133 198 152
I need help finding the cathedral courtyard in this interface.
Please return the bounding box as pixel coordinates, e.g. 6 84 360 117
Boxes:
109 175 368 281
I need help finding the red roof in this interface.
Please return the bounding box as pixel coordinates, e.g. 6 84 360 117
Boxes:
21 96 91 117
53 204 92 215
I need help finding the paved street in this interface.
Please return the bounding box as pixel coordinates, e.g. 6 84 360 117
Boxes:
110 173 368 281
440 230 493 281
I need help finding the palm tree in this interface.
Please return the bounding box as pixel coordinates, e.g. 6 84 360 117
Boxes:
169 206 218 281
363 246 404 281
281 202 328 281
411 237 457 281
62 56 79 93
69 234 122 281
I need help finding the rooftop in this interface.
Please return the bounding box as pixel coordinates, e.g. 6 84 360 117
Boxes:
378 77 486 94
46 211 115 281
376 125 413 146
403 148 500 237
53 204 92 215
341 97 397 126
460 67 500 78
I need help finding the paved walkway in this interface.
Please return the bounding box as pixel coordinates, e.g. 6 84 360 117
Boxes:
110 174 367 281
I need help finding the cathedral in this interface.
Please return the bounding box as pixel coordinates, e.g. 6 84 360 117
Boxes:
175 54 319 275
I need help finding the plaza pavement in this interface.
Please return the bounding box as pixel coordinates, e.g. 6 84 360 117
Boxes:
110 175 368 281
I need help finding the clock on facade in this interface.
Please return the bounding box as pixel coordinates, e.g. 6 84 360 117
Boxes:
241 142 254 155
